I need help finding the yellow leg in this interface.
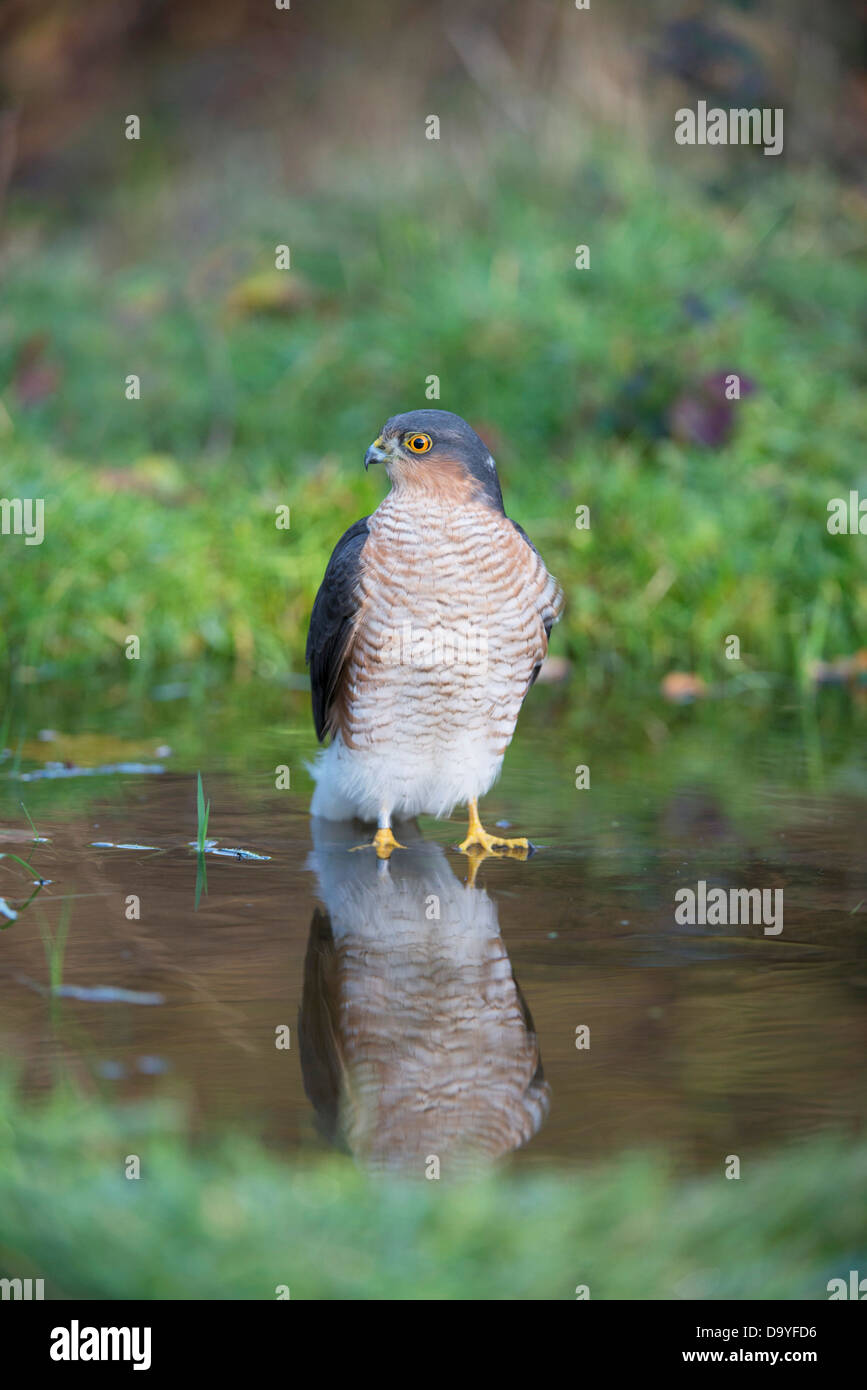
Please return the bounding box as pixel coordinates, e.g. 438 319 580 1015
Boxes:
464 853 484 889
458 799 531 859
350 824 405 860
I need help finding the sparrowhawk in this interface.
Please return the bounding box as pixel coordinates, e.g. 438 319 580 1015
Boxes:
306 409 563 860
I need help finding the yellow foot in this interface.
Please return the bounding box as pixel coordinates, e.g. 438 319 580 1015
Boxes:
458 826 531 857
373 826 404 859
350 827 405 860
457 800 533 860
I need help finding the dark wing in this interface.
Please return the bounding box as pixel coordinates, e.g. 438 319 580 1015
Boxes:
510 519 563 687
306 517 370 742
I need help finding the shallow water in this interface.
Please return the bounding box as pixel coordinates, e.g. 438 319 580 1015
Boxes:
2 700 866 1178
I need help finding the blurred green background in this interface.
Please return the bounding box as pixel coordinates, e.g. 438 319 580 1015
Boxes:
1 0 865 703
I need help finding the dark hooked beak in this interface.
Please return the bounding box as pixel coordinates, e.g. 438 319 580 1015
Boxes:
364 436 390 470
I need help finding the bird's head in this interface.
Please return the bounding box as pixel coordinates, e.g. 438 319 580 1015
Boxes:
364 409 504 510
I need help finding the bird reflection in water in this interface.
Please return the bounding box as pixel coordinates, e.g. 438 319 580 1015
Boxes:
300 818 549 1176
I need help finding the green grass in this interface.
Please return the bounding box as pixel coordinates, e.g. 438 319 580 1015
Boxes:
194 770 210 908
38 898 71 999
1 143 865 697
195 772 210 850
0 803 47 926
0 1077 864 1300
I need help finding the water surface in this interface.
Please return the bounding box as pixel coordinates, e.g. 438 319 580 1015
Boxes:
2 698 865 1177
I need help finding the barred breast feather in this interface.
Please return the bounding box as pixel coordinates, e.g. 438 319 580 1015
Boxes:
307 484 563 822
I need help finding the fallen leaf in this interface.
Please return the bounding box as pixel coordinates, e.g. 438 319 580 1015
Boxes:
226 271 314 317
661 672 708 703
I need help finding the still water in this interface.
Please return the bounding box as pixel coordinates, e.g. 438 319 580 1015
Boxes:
2 696 866 1178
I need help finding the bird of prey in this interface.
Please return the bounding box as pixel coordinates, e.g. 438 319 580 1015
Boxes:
306 409 563 859
301 817 549 1173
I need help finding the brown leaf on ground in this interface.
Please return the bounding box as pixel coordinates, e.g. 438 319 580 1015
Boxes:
535 656 571 685
807 651 867 687
668 370 756 449
13 334 62 405
225 271 315 318
661 671 708 704
93 455 187 500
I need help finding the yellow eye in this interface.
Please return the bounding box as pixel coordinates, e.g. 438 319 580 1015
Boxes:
405 432 433 454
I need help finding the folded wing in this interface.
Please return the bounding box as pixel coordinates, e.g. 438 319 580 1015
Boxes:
510 519 564 689
306 517 370 742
